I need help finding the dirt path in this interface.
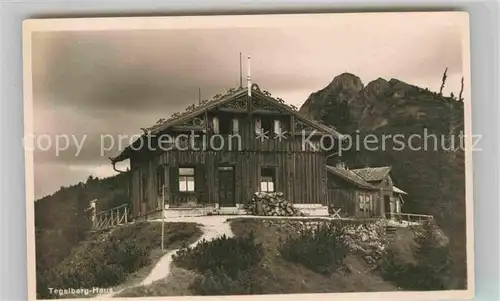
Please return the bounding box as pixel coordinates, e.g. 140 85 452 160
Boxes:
98 216 234 298
141 216 233 286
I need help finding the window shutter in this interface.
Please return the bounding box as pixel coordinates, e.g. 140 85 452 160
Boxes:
169 167 179 193
213 117 220 134
132 170 140 216
232 118 239 134
274 119 281 135
255 117 261 134
195 164 206 204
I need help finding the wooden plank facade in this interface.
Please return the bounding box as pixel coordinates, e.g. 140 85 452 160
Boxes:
326 164 405 218
327 174 381 218
114 86 340 219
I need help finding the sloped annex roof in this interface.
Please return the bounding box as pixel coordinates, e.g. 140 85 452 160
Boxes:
325 165 379 190
110 84 344 163
327 165 408 196
350 166 392 182
393 186 407 195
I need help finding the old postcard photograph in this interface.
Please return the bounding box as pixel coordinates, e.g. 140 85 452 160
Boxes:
23 12 474 301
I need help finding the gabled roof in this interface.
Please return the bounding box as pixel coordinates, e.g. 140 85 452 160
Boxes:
326 165 379 190
111 84 343 163
350 166 392 182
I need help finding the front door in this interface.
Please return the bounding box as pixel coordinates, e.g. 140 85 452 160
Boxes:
218 167 235 207
384 195 391 217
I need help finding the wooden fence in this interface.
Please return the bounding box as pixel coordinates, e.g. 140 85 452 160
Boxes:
92 204 129 231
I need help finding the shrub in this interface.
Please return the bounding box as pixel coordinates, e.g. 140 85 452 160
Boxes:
279 223 348 275
173 232 263 278
172 232 264 295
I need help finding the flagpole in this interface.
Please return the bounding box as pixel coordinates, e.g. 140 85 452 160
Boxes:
239 52 243 88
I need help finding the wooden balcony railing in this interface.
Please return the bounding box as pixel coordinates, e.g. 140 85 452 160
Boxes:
385 212 434 224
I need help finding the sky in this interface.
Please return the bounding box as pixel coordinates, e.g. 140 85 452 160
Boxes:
30 12 468 199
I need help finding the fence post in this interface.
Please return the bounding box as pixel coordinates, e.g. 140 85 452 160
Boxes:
124 206 128 224
161 185 165 251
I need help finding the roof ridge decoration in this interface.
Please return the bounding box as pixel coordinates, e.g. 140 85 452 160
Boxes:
110 83 344 164
145 83 338 136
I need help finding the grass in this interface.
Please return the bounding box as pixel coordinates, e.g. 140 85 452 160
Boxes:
117 265 199 297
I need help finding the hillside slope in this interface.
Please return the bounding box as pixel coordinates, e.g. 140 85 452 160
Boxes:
300 73 467 289
35 173 132 297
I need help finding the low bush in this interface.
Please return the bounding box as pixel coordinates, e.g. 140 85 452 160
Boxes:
279 223 348 275
172 232 264 295
173 232 263 278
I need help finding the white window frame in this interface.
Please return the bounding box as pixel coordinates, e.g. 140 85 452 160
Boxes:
260 176 275 192
179 167 195 192
260 168 276 192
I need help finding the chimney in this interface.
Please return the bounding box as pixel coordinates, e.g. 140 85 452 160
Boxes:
247 55 252 97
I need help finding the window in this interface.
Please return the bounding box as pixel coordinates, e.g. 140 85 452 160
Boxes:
255 117 273 135
157 165 166 195
214 115 237 135
260 168 276 192
220 116 232 134
261 117 273 134
179 167 195 192
359 193 372 212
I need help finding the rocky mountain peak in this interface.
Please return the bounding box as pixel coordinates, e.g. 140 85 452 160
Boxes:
361 77 390 97
299 73 364 118
328 72 364 92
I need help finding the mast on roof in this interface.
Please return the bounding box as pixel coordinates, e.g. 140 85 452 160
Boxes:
198 87 201 105
247 55 252 97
